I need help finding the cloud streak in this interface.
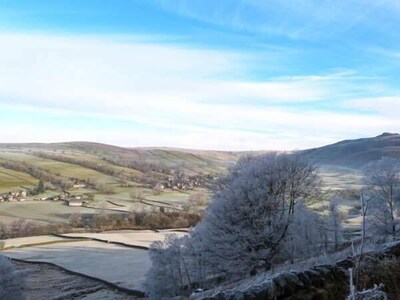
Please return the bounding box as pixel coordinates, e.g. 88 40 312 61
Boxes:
0 32 399 150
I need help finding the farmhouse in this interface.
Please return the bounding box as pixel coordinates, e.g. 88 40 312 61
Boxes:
73 183 86 189
0 190 29 203
67 199 83 207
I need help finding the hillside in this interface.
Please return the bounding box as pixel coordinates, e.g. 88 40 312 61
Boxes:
0 142 239 176
302 132 400 168
0 142 242 225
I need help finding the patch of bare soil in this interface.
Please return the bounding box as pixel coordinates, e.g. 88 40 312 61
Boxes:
12 260 141 300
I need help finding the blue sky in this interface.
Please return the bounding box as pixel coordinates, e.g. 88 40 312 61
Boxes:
1 0 400 150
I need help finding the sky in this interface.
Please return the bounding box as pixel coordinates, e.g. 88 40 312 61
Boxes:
1 0 400 150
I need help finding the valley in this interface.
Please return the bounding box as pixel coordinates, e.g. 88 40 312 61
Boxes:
0 134 398 297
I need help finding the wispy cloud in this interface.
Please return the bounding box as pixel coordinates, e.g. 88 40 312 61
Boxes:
1 0 400 150
0 32 398 149
154 0 395 41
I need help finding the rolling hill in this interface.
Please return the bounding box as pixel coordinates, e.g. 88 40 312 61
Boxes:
302 132 400 168
1 133 399 195
0 141 240 176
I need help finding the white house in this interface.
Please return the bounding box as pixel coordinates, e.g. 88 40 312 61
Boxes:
67 199 83 207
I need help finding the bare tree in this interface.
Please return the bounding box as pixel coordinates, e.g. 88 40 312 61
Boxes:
364 157 400 240
188 192 208 206
327 196 346 250
130 189 143 201
355 188 376 289
69 212 82 227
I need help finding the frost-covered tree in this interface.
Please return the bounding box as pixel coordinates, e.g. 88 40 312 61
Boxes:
144 234 199 299
145 153 322 298
0 255 25 300
145 229 215 299
197 153 321 277
364 158 400 240
283 203 326 261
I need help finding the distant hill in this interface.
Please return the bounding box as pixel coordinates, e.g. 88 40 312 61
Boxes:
2 133 400 174
302 132 400 168
0 141 242 176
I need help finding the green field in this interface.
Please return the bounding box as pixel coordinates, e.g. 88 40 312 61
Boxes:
0 152 118 184
0 145 366 227
318 164 362 190
0 166 38 193
0 201 101 224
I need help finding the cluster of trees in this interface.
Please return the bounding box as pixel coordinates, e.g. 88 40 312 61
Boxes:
0 219 61 239
0 161 74 189
345 157 400 297
85 178 115 194
144 153 344 298
70 210 201 231
0 211 201 240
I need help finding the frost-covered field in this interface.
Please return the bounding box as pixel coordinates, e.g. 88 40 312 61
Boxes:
1 229 188 292
4 240 150 291
61 229 188 248
12 260 138 299
2 235 72 249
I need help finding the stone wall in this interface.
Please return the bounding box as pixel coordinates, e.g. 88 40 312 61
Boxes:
200 241 400 300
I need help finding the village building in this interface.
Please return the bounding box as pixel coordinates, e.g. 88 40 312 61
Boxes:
67 199 83 207
73 183 86 189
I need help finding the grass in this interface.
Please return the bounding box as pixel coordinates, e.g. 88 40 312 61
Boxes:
0 201 106 224
319 164 363 190
0 149 364 229
0 152 118 184
48 150 144 178
0 167 38 193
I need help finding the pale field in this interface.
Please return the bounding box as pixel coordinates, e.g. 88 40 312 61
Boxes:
3 240 151 291
0 201 104 224
1 229 188 292
61 229 188 248
1 235 72 248
13 260 136 300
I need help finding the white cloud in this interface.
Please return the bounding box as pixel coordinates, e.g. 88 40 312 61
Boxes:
348 96 400 116
0 33 398 150
0 33 346 108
